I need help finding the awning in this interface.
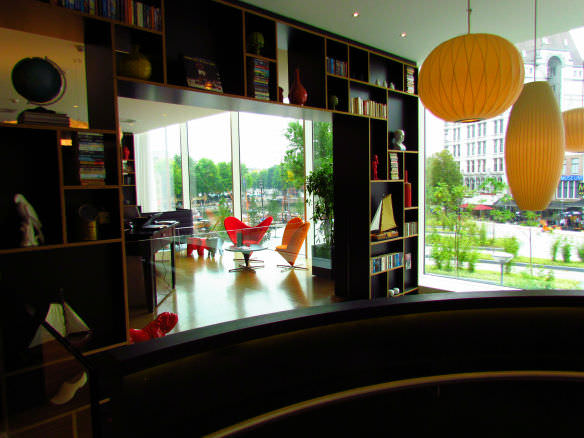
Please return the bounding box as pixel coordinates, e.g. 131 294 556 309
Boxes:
461 204 493 211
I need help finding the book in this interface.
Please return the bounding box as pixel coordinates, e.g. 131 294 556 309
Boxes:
184 56 223 92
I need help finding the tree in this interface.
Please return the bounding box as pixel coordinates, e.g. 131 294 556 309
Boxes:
282 121 305 189
193 158 219 196
216 161 232 193
478 176 506 194
427 150 463 189
313 121 333 167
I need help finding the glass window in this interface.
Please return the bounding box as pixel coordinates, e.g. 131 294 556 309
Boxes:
571 158 579 174
311 121 333 249
239 112 305 228
135 125 182 212
424 26 584 292
187 112 233 229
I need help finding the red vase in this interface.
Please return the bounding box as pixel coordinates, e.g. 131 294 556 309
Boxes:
123 145 131 160
289 68 308 105
404 171 412 208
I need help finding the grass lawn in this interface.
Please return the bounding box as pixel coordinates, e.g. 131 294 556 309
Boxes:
479 253 584 268
426 266 581 290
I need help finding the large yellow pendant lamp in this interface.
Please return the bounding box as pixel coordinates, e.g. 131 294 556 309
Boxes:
418 0 524 123
504 0 565 211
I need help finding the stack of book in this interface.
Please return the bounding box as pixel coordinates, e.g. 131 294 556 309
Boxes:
58 0 162 31
350 97 387 118
78 133 106 185
370 252 404 274
18 110 69 127
404 221 418 236
389 152 400 180
247 58 270 100
326 57 347 76
406 66 416 94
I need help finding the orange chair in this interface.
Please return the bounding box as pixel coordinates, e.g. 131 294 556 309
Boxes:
276 218 310 270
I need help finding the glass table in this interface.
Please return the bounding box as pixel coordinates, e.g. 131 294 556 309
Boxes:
225 244 267 272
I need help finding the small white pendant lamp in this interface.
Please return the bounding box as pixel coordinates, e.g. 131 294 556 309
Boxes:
418 0 524 123
504 0 565 211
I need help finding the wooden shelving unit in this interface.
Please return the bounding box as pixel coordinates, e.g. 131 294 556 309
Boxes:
1 0 419 434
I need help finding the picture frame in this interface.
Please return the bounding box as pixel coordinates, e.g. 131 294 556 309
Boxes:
183 56 223 93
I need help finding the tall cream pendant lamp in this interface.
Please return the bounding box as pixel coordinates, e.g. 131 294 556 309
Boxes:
418 0 524 123
504 0 565 211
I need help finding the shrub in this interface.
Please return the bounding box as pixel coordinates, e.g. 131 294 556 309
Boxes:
478 225 488 246
578 244 584 263
551 238 561 261
562 241 572 263
502 237 519 273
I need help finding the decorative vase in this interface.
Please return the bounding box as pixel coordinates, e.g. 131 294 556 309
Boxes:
118 45 152 80
404 171 412 208
123 145 131 160
289 68 308 105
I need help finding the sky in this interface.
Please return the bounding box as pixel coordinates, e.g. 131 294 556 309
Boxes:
187 112 298 170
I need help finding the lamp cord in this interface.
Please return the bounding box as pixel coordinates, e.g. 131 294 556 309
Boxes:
467 0 472 34
533 0 537 82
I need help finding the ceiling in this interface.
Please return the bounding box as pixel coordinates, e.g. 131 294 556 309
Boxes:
241 0 584 63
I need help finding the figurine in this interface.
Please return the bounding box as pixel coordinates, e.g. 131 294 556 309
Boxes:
14 193 44 247
393 129 406 151
372 154 379 180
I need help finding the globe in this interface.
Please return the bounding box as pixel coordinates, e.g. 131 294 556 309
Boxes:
11 57 64 105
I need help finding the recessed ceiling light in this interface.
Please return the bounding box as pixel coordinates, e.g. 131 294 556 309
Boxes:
352 11 359 18
73 104 79 108
401 32 407 38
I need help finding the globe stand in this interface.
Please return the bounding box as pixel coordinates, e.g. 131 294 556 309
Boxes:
12 57 70 126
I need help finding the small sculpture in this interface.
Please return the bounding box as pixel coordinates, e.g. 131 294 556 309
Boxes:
329 94 339 110
14 193 44 247
393 129 406 151
247 32 265 55
372 154 379 180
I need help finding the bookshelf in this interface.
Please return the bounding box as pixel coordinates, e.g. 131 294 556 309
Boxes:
1 0 419 434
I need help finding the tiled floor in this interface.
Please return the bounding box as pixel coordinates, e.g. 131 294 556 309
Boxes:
129 246 338 336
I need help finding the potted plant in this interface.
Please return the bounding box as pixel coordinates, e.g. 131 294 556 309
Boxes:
306 160 334 275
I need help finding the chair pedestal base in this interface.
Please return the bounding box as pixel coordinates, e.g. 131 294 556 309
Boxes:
277 264 308 270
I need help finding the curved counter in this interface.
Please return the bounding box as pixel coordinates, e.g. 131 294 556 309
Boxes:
104 291 584 436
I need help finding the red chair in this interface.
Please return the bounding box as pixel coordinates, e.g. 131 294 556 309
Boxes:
276 218 310 270
224 216 273 264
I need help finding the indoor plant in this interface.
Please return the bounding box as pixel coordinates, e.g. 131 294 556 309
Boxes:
306 161 334 272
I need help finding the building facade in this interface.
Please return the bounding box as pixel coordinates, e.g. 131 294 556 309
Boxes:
442 31 584 201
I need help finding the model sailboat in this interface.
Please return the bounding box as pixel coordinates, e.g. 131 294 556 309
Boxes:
370 194 398 241
28 294 92 349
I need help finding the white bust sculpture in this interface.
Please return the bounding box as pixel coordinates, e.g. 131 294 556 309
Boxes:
394 129 406 151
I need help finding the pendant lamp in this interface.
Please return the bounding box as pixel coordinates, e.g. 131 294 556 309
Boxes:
562 68 584 152
563 108 584 152
504 0 565 211
418 0 524 123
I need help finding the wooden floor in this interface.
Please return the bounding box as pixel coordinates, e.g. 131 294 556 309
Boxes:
129 247 339 336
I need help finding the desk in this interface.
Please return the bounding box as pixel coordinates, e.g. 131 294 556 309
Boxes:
225 244 266 272
125 222 177 312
